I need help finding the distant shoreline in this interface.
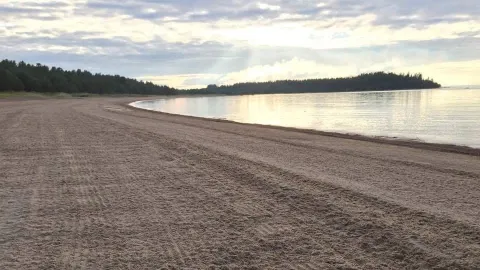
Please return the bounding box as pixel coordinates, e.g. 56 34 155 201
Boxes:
1 86 448 100
2 59 440 96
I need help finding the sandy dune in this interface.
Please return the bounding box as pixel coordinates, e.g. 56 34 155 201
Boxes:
1 98 479 269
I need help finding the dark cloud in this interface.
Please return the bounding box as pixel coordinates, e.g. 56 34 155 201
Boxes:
3 0 478 26
359 0 479 27
0 6 34 13
21 1 70 8
1 33 134 50
0 1 67 20
0 29 243 75
80 0 480 29
85 0 286 21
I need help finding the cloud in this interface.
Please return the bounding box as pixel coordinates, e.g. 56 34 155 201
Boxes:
153 57 480 89
5 2 479 52
217 58 355 85
137 74 221 89
0 0 478 88
257 3 281 11
214 56 408 86
393 59 480 86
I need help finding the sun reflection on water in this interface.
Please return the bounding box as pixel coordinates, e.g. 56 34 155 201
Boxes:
133 88 480 148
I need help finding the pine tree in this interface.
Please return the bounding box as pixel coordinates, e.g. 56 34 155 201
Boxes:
0 68 25 91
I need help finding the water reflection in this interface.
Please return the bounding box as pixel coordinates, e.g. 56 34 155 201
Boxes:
132 89 480 148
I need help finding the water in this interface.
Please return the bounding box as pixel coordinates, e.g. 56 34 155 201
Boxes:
131 88 480 148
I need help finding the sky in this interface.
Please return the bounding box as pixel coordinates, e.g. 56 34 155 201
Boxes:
1 0 479 89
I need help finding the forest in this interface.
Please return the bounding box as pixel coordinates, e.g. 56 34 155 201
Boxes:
0 59 441 96
0 59 176 95
188 72 441 95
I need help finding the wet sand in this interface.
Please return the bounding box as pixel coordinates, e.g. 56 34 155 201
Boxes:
1 97 479 269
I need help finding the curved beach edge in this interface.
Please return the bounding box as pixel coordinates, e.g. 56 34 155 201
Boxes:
125 99 480 157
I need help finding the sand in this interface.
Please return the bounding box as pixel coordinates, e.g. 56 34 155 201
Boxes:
0 97 479 269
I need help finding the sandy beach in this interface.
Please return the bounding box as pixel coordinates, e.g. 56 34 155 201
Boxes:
1 97 479 269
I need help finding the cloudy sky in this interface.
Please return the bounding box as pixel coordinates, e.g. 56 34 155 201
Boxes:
1 0 479 89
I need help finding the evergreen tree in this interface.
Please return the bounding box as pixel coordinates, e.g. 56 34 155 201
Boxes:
0 59 441 96
186 72 441 95
16 72 40 92
0 59 176 95
0 69 25 91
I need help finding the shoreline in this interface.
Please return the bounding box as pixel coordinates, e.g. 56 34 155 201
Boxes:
2 98 479 268
0 86 450 101
126 99 480 157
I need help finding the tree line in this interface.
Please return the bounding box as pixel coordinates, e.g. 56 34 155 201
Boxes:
0 59 441 96
188 72 441 95
0 59 176 95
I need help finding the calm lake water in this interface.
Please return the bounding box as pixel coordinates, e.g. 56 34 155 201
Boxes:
131 88 480 148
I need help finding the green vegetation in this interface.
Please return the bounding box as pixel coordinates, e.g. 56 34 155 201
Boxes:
188 72 441 95
0 91 98 99
0 59 176 95
1 59 441 97
0 91 48 99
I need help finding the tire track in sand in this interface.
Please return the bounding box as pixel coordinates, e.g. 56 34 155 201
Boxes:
1 99 479 269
